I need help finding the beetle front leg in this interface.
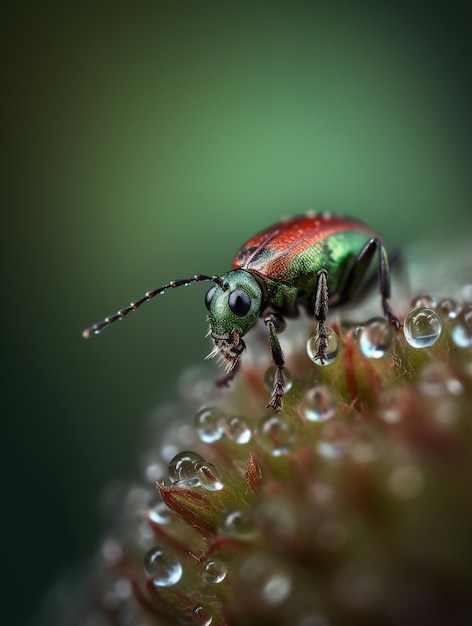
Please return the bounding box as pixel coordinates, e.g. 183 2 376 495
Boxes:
264 313 286 412
312 268 330 363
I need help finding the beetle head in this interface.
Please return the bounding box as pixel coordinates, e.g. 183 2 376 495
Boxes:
205 269 262 340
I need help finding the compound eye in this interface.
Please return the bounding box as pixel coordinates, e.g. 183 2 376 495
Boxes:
228 289 251 316
205 286 216 310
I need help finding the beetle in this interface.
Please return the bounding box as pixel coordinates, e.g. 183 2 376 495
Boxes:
83 212 400 411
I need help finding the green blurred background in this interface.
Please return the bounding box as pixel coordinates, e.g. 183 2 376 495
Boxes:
2 2 471 624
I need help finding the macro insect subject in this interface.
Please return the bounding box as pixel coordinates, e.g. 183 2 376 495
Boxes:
83 212 400 411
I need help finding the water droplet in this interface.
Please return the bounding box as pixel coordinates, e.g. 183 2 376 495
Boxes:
148 498 172 525
299 384 337 422
144 546 183 587
168 451 205 484
411 294 436 309
403 308 442 348
306 327 339 365
239 555 292 606
437 298 459 319
418 362 463 396
220 510 256 540
358 317 394 358
101 538 122 565
461 283 472 303
256 414 295 456
451 307 472 348
193 604 213 625
255 497 298 540
202 559 227 584
264 366 293 393
316 420 351 459
196 462 224 491
194 407 226 443
379 388 405 423
222 415 252 444
388 465 423 500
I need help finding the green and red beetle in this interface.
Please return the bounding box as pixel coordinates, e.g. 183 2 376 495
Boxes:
83 212 400 411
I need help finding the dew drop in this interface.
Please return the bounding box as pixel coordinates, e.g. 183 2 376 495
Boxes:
299 384 337 422
418 362 463 397
316 420 351 459
256 414 295 456
202 558 227 584
239 555 292 606
264 366 293 393
437 297 459 319
306 327 339 365
148 498 172 525
403 308 442 348
219 510 256 540
223 415 252 444
193 604 213 625
144 546 183 587
168 451 205 484
358 317 394 358
450 307 472 348
196 462 224 491
411 294 436 309
194 407 226 443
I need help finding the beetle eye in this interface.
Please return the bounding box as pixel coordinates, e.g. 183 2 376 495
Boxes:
205 286 216 310
228 289 251 316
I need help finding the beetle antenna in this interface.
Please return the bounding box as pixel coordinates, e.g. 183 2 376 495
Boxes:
82 274 223 338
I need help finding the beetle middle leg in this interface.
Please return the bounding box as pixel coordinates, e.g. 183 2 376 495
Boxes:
310 268 330 363
338 238 401 328
264 312 286 412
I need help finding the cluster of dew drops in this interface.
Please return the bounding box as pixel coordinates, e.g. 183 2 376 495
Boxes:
135 292 472 626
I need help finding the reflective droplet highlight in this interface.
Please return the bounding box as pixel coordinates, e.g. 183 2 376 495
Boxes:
196 462 224 491
306 327 339 365
144 546 183 587
358 317 394 358
168 451 205 484
256 414 295 456
403 308 442 348
202 558 227 584
264 366 293 393
239 555 292 606
451 307 472 348
299 384 337 422
195 407 226 443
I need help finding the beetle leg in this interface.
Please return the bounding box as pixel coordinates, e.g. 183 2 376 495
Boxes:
264 313 286 412
216 360 241 388
338 238 401 328
312 268 330 363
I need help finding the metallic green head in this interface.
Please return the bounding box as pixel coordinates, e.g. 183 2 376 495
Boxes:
205 269 263 369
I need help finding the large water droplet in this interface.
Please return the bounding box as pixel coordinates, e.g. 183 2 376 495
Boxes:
403 308 442 348
196 462 224 491
264 366 293 393
144 546 183 587
202 558 227 584
256 414 295 456
306 327 339 365
299 384 337 422
223 415 252 444
358 317 394 358
451 307 472 348
168 451 205 484
195 407 226 443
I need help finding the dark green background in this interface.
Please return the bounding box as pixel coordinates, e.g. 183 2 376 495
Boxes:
2 3 471 624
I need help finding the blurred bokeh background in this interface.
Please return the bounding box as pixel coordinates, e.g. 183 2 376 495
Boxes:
2 2 471 624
